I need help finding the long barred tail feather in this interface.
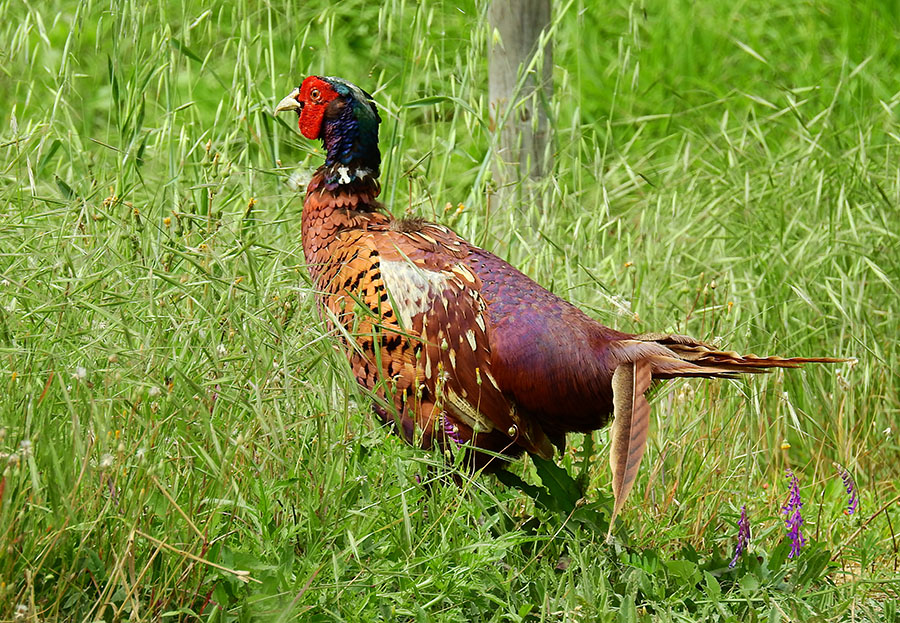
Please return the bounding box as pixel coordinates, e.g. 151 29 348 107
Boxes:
612 333 850 380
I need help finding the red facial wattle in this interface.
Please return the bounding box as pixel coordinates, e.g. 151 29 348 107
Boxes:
297 76 339 140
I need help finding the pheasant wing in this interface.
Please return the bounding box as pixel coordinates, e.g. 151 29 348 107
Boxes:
372 226 554 460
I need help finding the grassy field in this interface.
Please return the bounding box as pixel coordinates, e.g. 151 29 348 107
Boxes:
1 0 899 620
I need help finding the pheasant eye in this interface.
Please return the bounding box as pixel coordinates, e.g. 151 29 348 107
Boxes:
310 88 321 102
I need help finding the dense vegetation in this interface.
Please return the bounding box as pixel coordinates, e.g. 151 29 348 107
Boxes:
1 0 898 620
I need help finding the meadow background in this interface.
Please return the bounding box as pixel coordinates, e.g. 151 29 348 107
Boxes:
1 0 899 620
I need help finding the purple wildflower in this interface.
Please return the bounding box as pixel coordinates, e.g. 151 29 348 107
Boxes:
729 504 751 568
443 416 463 446
782 470 806 558
837 465 859 515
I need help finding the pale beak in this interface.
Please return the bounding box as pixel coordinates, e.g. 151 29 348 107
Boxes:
274 88 301 114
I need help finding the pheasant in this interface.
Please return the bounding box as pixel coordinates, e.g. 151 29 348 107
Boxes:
275 76 845 529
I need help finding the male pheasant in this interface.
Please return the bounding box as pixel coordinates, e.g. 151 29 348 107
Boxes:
276 76 845 527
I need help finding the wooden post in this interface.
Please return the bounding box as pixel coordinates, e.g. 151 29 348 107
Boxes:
488 0 553 197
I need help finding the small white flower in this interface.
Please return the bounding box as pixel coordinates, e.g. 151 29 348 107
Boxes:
7 452 20 466
288 169 314 191
609 294 632 317
18 439 31 457
74 366 87 381
14 604 28 620
216 344 227 357
99 453 114 470
884 427 892 437
148 386 161 397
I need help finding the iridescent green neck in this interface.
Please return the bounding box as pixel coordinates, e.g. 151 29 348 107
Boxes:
322 93 381 182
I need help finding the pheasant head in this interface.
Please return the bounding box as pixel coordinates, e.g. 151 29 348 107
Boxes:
275 75 382 178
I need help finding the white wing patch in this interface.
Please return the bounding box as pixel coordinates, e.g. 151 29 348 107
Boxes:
465 329 477 351
380 259 451 329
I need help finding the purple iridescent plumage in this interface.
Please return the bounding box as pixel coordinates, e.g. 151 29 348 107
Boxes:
729 504 751 568
321 79 381 175
782 470 806 558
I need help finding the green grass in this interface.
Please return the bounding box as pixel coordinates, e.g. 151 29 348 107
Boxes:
1 0 899 620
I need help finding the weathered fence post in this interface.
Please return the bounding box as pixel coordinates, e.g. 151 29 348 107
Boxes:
488 0 553 201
